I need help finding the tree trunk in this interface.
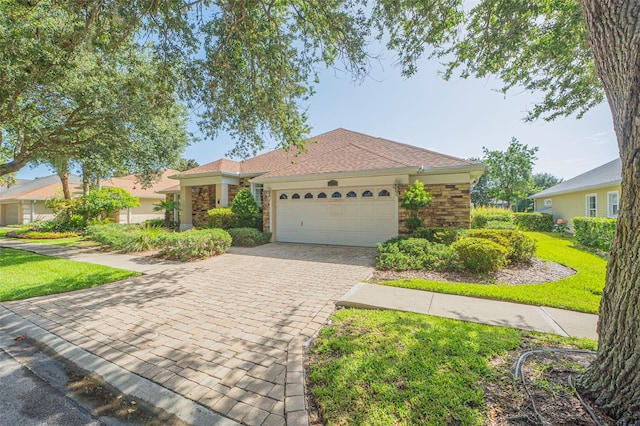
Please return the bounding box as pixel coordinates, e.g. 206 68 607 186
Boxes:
59 170 71 200
577 1 640 424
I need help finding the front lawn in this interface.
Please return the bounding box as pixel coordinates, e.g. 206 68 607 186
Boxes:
0 248 138 302
378 232 605 313
309 309 597 426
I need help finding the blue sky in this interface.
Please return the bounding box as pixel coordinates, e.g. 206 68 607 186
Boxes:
18 54 618 181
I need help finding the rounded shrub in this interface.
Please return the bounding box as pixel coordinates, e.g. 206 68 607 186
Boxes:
231 189 262 228
208 207 235 229
376 237 460 272
513 212 554 232
227 228 272 247
451 237 508 273
465 229 536 263
155 228 232 261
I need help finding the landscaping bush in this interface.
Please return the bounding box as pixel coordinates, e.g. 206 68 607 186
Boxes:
411 227 460 245
471 207 514 229
485 220 517 230
451 237 508 273
573 217 616 251
155 229 231 261
227 228 272 247
513 212 554 232
143 218 165 228
6 229 79 239
208 207 235 229
376 238 460 272
231 189 262 228
465 229 536 263
85 223 163 252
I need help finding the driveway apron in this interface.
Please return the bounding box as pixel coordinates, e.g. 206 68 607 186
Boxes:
2 243 374 426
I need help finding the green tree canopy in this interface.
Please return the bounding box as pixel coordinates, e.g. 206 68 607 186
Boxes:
482 138 539 209
79 187 139 221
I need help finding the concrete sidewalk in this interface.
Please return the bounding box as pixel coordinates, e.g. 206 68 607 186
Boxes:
0 238 181 274
337 283 598 340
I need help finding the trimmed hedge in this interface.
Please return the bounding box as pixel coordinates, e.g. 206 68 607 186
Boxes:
376 238 461 272
227 228 272 247
411 227 460 245
471 207 514 229
513 212 554 232
573 217 616 251
155 229 232 261
451 237 508 273
465 229 536 263
208 207 235 229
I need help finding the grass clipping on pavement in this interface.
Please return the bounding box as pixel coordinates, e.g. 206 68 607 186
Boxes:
308 309 596 426
0 248 138 302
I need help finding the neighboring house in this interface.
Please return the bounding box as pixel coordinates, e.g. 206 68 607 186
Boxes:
101 170 179 224
0 175 83 225
168 128 485 247
0 171 179 226
531 158 621 223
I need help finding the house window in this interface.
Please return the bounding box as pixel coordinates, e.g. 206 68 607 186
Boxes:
327 180 338 187
317 192 327 199
346 191 357 198
331 191 342 198
544 199 552 207
362 190 373 197
378 189 390 197
279 194 288 200
586 194 597 217
304 192 313 199
292 193 300 199
608 191 619 218
251 183 263 207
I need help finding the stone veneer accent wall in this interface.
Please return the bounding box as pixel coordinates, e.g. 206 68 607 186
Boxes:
191 185 216 227
398 182 471 234
262 192 270 233
166 194 175 223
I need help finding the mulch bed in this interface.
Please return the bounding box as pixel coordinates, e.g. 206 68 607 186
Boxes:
373 258 576 285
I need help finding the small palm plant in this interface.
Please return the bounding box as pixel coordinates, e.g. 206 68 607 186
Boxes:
153 199 180 228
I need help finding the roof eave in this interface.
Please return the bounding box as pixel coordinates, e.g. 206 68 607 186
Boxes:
530 180 621 199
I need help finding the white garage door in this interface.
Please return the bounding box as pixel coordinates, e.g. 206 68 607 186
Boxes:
5 203 19 225
275 187 397 247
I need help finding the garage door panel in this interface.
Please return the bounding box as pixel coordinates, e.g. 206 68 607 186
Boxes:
276 187 397 247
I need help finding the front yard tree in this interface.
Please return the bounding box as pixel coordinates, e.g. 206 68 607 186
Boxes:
401 181 432 232
370 1 639 421
79 188 139 222
482 139 538 210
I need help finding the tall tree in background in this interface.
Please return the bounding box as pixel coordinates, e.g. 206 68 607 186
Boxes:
176 159 200 172
481 138 538 210
533 173 564 192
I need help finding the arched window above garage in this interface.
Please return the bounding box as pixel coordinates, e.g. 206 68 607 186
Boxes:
304 193 313 199
378 189 390 197
317 192 327 199
292 193 300 199
362 190 373 197
346 191 357 198
332 191 342 198
279 194 288 199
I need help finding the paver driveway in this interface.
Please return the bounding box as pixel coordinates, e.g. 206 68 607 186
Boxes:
2 243 374 426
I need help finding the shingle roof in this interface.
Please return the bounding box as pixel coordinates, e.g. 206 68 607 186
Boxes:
531 158 621 198
174 128 478 180
100 170 180 198
0 175 82 201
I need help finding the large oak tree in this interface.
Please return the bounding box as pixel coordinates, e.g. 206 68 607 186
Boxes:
1 0 638 422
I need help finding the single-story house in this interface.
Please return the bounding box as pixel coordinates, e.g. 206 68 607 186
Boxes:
531 158 621 222
0 175 83 225
168 128 485 247
0 170 179 226
101 170 179 224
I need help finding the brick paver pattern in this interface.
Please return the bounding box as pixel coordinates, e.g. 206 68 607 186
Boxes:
3 243 374 426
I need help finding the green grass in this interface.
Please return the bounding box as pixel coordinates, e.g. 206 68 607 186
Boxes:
379 232 606 313
0 248 138 302
309 309 596 426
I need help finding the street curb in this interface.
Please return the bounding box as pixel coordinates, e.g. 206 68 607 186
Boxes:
0 306 240 426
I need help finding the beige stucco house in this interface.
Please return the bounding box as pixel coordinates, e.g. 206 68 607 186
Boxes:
168 128 485 247
0 170 178 226
531 158 621 223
